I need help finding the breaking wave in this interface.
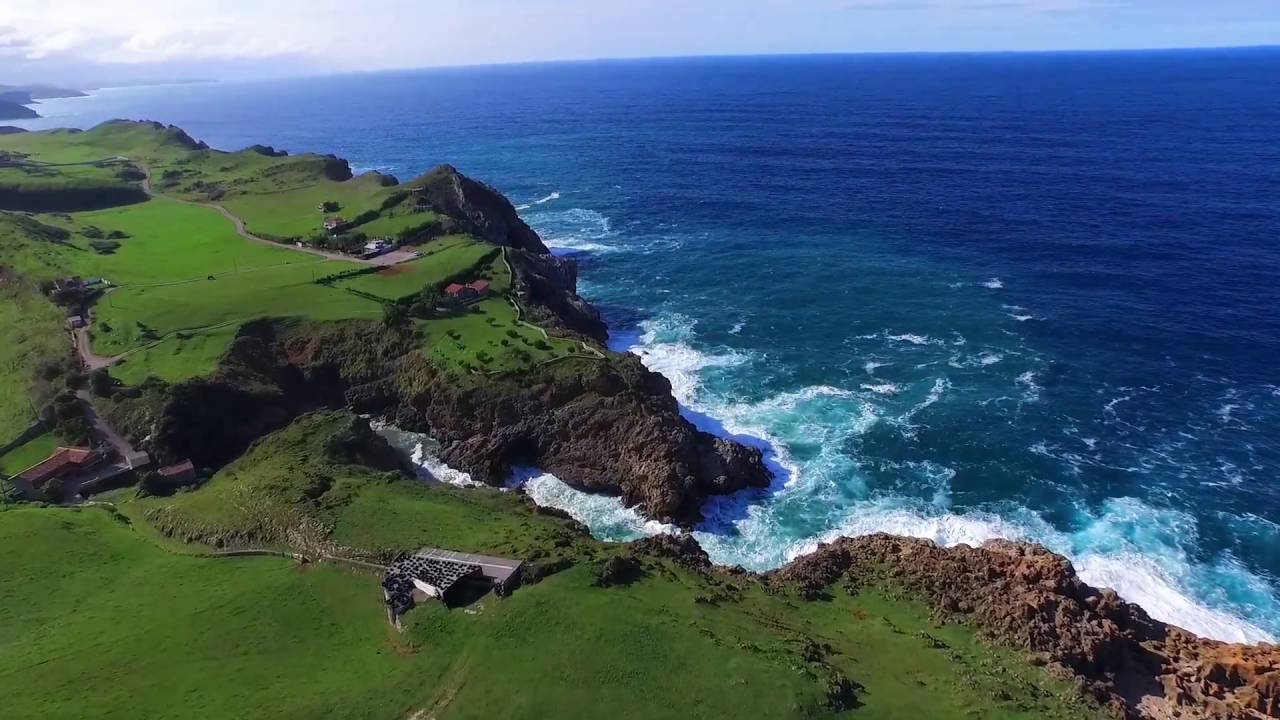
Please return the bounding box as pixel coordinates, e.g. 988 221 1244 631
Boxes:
516 190 562 210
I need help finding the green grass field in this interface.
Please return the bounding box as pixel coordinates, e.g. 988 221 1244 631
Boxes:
0 412 1109 720
1 122 600 386
0 432 62 476
336 236 491 301
422 297 589 374
0 275 65 443
90 261 376 355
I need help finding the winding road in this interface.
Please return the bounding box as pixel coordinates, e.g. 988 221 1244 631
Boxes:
137 165 417 266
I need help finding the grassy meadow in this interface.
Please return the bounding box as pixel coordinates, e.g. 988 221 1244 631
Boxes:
0 274 66 443
0 412 1110 720
0 121 580 386
336 236 491 301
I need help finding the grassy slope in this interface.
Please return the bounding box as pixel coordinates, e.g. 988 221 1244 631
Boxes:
336 235 488 301
0 274 65 443
0 122 600 385
0 413 1108 720
0 432 62 475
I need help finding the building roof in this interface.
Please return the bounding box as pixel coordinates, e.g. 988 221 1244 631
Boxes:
17 446 100 488
158 459 195 478
468 280 491 293
382 548 522 615
444 283 468 296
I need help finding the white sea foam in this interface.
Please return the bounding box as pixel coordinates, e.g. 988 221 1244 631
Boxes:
370 421 481 487
529 312 1277 644
531 207 620 255
863 360 892 374
729 320 746 335
860 383 901 396
1016 370 1043 402
507 467 675 541
515 190 562 211
981 277 1005 289
949 352 1004 369
410 444 482 487
886 333 941 346
1000 303 1035 321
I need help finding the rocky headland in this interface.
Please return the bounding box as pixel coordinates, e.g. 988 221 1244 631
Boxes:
769 535 1280 720
96 156 1279 719
116 164 769 524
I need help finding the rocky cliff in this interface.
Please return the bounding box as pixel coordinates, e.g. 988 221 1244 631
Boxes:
408 165 550 253
110 159 769 522
770 535 1280 720
281 324 769 524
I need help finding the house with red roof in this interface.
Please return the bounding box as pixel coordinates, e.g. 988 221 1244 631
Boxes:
157 459 197 485
444 280 494 301
12 446 105 498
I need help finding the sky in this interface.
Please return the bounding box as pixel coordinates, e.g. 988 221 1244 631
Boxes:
3 0 1279 85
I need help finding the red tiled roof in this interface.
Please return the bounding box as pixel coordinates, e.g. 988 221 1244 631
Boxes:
468 280 491 292
444 283 467 296
17 447 99 488
158 459 195 478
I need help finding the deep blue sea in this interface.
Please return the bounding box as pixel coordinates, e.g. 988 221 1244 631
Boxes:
20 49 1280 643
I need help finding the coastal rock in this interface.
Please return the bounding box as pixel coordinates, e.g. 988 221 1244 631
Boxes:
770 534 1280 719
409 164 551 253
0 100 39 120
509 248 607 342
411 351 769 524
630 533 713 570
280 324 771 524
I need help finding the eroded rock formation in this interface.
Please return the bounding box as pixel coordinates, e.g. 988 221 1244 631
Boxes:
771 534 1280 719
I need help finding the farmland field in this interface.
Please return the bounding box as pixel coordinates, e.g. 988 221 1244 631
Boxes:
336 236 491 301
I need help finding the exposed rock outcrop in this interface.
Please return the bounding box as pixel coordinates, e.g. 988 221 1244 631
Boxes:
0 100 38 120
283 323 770 525
409 164 550 253
770 534 1280 719
508 248 607 342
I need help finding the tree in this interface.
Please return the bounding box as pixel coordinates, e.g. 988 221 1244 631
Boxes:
382 303 408 330
89 368 114 396
43 476 65 504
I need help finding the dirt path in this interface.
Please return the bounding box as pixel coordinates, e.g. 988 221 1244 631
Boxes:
135 165 373 265
74 325 117 370
500 247 606 362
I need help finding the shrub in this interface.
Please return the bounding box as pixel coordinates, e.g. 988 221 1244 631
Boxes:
379 191 408 210
43 476 66 504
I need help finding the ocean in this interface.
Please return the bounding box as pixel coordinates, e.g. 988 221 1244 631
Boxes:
18 49 1280 643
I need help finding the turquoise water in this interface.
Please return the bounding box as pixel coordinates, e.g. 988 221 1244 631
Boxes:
21 49 1280 642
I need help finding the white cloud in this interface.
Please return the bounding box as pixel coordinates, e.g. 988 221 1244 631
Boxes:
2 0 1277 81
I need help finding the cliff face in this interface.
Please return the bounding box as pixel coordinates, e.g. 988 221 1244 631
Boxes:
283 326 770 524
508 249 608 342
410 165 550 254
771 535 1280 720
123 159 769 523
